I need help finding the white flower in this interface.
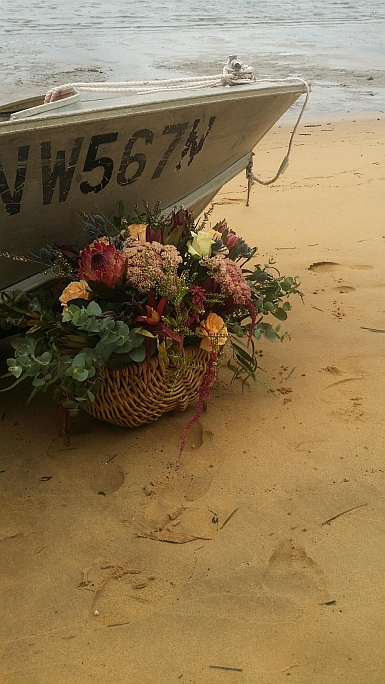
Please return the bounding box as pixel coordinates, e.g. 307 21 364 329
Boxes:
187 230 214 259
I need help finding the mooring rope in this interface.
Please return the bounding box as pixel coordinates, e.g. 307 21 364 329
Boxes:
246 77 310 204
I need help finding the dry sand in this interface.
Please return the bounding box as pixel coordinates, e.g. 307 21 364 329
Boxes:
1 116 385 683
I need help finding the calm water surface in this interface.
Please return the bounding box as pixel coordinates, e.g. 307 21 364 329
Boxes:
1 0 384 114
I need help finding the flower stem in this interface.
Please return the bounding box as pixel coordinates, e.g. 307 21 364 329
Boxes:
177 350 217 460
60 405 70 446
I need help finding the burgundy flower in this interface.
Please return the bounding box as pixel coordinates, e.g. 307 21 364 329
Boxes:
145 225 163 243
214 220 243 252
169 208 192 235
134 291 182 345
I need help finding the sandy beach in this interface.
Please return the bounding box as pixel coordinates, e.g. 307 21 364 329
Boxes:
1 114 385 683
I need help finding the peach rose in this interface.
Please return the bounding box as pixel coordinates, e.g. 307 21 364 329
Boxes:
196 313 228 352
59 280 93 311
128 224 147 241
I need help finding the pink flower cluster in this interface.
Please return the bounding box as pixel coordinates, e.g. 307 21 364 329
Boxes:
200 255 251 304
122 240 182 292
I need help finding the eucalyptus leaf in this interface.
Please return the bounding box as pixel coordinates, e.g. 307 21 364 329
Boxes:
9 364 23 378
72 354 86 369
129 346 146 363
38 351 52 364
62 399 77 408
263 329 277 342
272 308 288 321
281 277 294 291
115 339 134 354
73 369 88 382
32 377 46 387
86 301 102 316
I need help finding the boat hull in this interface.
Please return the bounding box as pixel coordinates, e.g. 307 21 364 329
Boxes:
0 83 305 290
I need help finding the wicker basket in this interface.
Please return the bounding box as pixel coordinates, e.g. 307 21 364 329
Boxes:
86 344 211 427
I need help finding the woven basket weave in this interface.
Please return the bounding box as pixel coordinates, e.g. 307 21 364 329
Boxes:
86 344 211 427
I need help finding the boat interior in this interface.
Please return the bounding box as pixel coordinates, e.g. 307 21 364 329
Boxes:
0 95 46 122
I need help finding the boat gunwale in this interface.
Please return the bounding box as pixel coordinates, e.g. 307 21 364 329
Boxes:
0 82 307 134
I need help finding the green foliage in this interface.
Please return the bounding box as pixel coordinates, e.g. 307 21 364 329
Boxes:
225 262 302 384
227 338 260 388
1 299 147 414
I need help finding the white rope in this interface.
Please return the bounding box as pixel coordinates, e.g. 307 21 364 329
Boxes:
44 59 256 103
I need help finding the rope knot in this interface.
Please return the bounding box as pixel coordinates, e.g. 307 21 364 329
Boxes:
222 55 255 86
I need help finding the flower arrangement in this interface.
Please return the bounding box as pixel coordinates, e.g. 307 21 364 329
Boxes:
0 202 301 450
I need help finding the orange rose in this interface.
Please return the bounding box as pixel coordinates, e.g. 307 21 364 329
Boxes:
196 313 228 352
128 224 147 241
59 280 92 311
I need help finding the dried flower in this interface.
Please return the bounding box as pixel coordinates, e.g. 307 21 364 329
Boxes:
122 241 182 293
214 220 243 252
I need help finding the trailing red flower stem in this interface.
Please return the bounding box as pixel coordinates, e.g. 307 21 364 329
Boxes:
177 349 217 461
60 404 70 447
145 338 151 386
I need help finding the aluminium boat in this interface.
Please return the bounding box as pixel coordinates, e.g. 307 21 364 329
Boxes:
0 67 308 291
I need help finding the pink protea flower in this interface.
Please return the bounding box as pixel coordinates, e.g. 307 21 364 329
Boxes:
78 238 125 287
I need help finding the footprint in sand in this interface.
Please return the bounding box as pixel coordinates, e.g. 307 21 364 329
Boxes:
309 262 373 273
320 355 385 422
263 539 330 604
213 196 245 206
334 285 356 293
309 261 342 273
87 462 125 496
138 503 218 543
174 539 331 673
79 560 173 627
320 374 365 422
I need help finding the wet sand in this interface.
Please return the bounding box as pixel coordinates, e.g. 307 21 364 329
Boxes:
1 115 385 682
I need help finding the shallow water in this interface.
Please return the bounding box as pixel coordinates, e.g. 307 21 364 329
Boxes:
1 0 385 115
